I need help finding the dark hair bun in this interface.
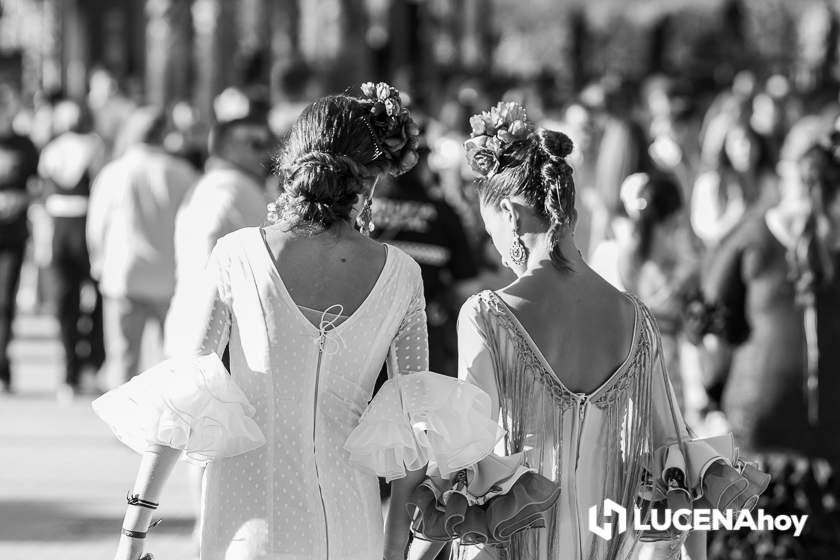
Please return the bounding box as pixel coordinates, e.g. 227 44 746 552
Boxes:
286 151 368 191
268 90 417 232
536 129 574 160
278 151 368 229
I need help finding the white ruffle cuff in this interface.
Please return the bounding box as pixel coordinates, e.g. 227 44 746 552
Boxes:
344 371 503 481
91 354 266 465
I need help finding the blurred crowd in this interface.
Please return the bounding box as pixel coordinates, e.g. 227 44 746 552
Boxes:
1 64 840 558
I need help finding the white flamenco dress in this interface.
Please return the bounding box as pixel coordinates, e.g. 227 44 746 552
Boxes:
93 228 498 560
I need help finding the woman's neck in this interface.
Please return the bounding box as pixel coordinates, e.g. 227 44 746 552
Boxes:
521 232 585 277
268 218 360 243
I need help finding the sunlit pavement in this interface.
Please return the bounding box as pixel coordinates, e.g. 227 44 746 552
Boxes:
0 311 197 560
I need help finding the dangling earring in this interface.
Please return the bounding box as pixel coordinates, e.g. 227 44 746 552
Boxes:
356 197 374 236
509 226 528 267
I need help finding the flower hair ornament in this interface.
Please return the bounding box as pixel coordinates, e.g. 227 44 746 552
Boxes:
464 101 534 179
359 81 420 176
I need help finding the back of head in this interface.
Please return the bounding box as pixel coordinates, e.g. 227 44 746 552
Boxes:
268 82 419 233
113 106 168 156
464 101 576 271
618 172 683 260
208 115 269 157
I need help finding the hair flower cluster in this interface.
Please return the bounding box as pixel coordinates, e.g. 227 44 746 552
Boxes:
359 81 419 175
465 101 533 178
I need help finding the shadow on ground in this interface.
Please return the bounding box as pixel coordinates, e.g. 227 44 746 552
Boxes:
0 500 193 541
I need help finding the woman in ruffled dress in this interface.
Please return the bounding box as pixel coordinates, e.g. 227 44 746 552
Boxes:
94 83 498 560
412 103 770 560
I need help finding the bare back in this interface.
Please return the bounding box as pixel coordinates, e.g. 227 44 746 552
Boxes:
260 223 388 316
496 264 637 395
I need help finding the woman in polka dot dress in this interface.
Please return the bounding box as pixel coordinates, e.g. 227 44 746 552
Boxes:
94 84 499 560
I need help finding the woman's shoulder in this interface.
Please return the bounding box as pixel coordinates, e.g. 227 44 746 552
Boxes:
212 227 260 257
457 290 507 328
384 241 423 280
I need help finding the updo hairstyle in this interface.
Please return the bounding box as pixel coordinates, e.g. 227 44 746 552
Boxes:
474 127 577 271
268 85 418 233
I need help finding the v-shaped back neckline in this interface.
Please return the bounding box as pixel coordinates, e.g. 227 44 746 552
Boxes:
255 227 393 334
486 290 641 399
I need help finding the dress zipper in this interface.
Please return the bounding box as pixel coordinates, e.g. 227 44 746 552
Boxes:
314 331 330 560
571 392 589 558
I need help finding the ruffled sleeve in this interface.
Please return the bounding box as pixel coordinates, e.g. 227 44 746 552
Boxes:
344 371 502 481
638 307 770 528
388 257 429 376
638 433 771 514
164 239 232 358
91 354 266 466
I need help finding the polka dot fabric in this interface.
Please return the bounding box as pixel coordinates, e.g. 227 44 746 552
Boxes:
189 229 429 560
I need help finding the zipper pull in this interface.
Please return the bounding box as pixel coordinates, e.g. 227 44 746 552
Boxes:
576 393 588 422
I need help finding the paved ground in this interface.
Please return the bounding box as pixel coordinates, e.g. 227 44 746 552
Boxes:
0 310 197 560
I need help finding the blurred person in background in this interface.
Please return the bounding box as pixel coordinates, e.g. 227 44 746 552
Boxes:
750 75 793 164
427 85 489 245
589 78 654 254
643 77 708 223
26 90 68 312
28 89 65 150
694 129 840 559
691 121 777 248
698 71 757 163
590 172 703 421
37 100 106 401
88 67 137 161
0 85 39 394
163 100 208 171
165 113 274 546
166 115 274 348
87 107 198 390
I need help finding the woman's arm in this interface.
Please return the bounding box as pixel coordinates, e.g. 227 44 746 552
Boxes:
108 243 235 559
384 265 430 559
113 444 181 560
384 466 428 560
456 296 500 420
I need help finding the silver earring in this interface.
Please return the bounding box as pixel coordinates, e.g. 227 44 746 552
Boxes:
356 198 374 236
509 228 528 267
